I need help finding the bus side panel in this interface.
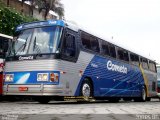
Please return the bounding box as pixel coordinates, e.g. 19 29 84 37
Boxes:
0 72 2 95
143 69 157 97
75 55 144 97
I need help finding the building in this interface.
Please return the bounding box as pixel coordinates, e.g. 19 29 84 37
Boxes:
2 0 58 20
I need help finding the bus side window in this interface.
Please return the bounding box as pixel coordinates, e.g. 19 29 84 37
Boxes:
0 38 8 58
141 58 149 69
101 41 110 56
109 44 116 58
149 61 156 72
63 33 76 57
130 53 139 66
117 48 129 62
90 37 100 53
81 32 91 50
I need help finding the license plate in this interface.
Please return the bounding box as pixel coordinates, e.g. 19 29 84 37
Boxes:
18 87 28 91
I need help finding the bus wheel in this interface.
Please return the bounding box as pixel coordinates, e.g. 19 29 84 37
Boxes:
36 97 51 104
80 79 93 97
134 88 146 102
146 97 151 101
123 98 132 101
108 98 120 103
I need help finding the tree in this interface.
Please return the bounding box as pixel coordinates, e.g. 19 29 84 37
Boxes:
38 0 64 20
20 0 64 20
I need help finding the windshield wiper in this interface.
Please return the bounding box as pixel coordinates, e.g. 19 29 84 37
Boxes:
33 36 41 56
14 37 29 56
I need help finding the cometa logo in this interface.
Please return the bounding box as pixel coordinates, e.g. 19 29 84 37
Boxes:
19 56 33 60
107 60 128 74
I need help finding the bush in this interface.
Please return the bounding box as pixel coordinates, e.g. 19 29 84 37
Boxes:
0 1 38 36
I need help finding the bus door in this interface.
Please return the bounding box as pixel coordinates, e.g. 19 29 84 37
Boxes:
60 28 79 94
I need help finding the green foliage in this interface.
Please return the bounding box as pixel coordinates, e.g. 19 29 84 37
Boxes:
0 1 38 36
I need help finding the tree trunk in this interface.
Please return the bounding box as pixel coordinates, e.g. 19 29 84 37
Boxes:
7 0 10 7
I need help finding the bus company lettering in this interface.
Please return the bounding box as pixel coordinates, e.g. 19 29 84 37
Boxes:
107 60 127 74
19 56 33 60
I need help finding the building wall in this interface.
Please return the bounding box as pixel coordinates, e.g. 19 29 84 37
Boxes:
2 0 57 20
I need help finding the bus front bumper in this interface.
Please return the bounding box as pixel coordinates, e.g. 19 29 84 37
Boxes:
3 84 64 96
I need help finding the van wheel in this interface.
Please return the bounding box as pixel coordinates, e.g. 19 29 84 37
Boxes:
80 79 93 97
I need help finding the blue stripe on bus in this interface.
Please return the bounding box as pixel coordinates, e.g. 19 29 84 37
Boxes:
74 55 144 97
4 71 60 85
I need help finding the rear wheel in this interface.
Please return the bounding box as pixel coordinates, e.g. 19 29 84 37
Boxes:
134 88 146 102
146 97 151 101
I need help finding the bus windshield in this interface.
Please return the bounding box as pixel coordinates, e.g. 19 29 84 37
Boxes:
9 26 63 56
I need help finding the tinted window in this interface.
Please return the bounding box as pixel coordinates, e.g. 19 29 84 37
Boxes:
0 37 9 58
149 61 156 72
109 44 116 58
90 36 100 52
117 48 129 61
101 41 109 56
141 58 149 69
81 32 100 53
81 32 91 49
130 53 139 66
63 33 76 57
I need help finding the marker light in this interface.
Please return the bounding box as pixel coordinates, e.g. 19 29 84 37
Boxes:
5 74 14 82
50 73 59 82
37 73 48 81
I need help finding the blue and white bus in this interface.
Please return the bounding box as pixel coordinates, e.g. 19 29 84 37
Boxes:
3 20 157 103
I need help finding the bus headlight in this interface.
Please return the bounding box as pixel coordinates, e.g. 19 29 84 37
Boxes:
5 74 14 82
37 73 48 81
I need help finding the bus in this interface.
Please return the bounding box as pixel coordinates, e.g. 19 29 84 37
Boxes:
3 20 157 103
0 33 12 97
156 65 160 98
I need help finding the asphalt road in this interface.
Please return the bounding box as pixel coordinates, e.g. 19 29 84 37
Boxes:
0 99 160 120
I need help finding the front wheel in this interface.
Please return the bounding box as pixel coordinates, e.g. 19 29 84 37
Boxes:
80 79 93 98
35 97 51 104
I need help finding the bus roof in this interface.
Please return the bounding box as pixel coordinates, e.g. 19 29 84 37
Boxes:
15 20 156 62
16 20 65 31
0 33 13 39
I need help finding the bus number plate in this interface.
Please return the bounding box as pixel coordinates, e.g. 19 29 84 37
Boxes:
18 87 28 91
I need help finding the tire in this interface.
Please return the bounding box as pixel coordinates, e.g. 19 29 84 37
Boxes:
134 88 147 102
80 79 93 97
35 97 51 104
108 98 120 103
146 97 151 101
123 98 132 102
